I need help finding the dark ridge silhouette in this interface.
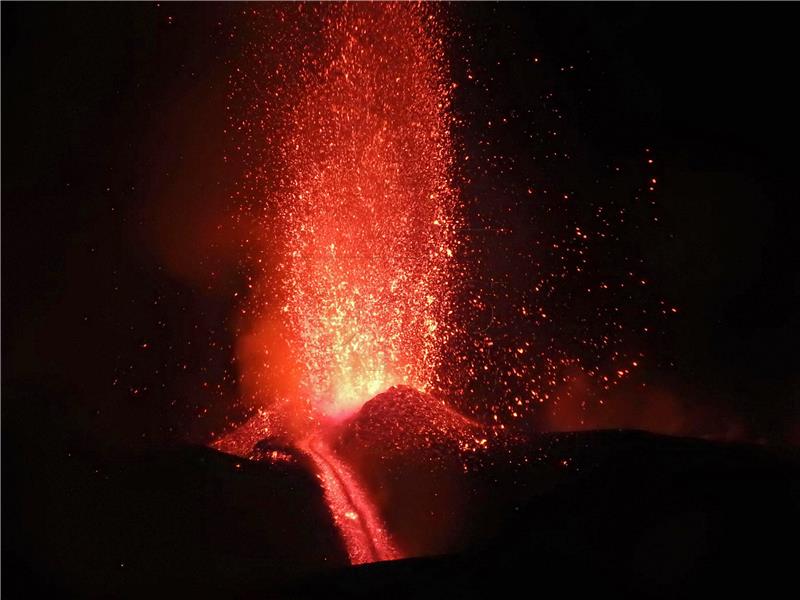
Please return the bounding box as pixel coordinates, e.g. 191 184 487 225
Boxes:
292 430 800 599
2 381 349 599
4 380 799 598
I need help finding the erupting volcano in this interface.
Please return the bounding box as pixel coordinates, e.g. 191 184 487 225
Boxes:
7 3 800 597
219 3 463 564
216 0 687 568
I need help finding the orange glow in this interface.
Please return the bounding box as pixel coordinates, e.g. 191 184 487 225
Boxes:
240 3 458 423
302 434 399 564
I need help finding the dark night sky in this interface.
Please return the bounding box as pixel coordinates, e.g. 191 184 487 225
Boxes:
3 2 799 450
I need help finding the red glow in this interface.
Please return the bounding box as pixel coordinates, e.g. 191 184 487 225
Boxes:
301 434 399 564
213 412 401 563
215 2 684 566
222 3 459 566
237 3 458 425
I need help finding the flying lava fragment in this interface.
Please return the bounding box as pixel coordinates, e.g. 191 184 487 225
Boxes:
223 3 461 565
235 2 460 426
218 0 673 567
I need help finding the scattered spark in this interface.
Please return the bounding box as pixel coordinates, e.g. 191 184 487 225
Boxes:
234 2 460 423
215 1 673 564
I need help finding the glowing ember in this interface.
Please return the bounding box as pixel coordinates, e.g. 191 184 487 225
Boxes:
220 2 460 566
216 0 673 567
235 2 459 424
280 4 458 419
227 2 669 450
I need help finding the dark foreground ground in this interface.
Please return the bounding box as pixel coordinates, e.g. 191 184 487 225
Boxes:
4 385 799 598
291 430 800 599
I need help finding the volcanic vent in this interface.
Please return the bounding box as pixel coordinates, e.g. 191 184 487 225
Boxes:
333 385 490 459
325 386 502 557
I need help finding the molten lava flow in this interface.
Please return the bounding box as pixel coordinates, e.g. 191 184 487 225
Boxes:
301 435 399 564
212 412 401 563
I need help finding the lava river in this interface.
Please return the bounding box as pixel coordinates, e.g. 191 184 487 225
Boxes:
300 434 399 564
212 417 400 564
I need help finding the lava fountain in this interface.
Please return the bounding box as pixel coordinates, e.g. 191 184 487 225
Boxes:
273 3 459 421
235 2 459 428
223 3 460 564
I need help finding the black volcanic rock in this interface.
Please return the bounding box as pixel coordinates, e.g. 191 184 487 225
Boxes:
290 430 800 599
334 385 490 458
3 383 348 598
6 381 799 599
332 385 535 555
332 387 800 573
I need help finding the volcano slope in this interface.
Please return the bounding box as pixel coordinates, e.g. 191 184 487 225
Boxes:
6 381 798 598
2 380 349 599
306 385 800 598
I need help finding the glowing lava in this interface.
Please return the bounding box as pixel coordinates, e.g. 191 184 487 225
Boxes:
301 434 399 564
237 2 459 424
209 0 680 572
278 3 458 419
221 3 460 566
